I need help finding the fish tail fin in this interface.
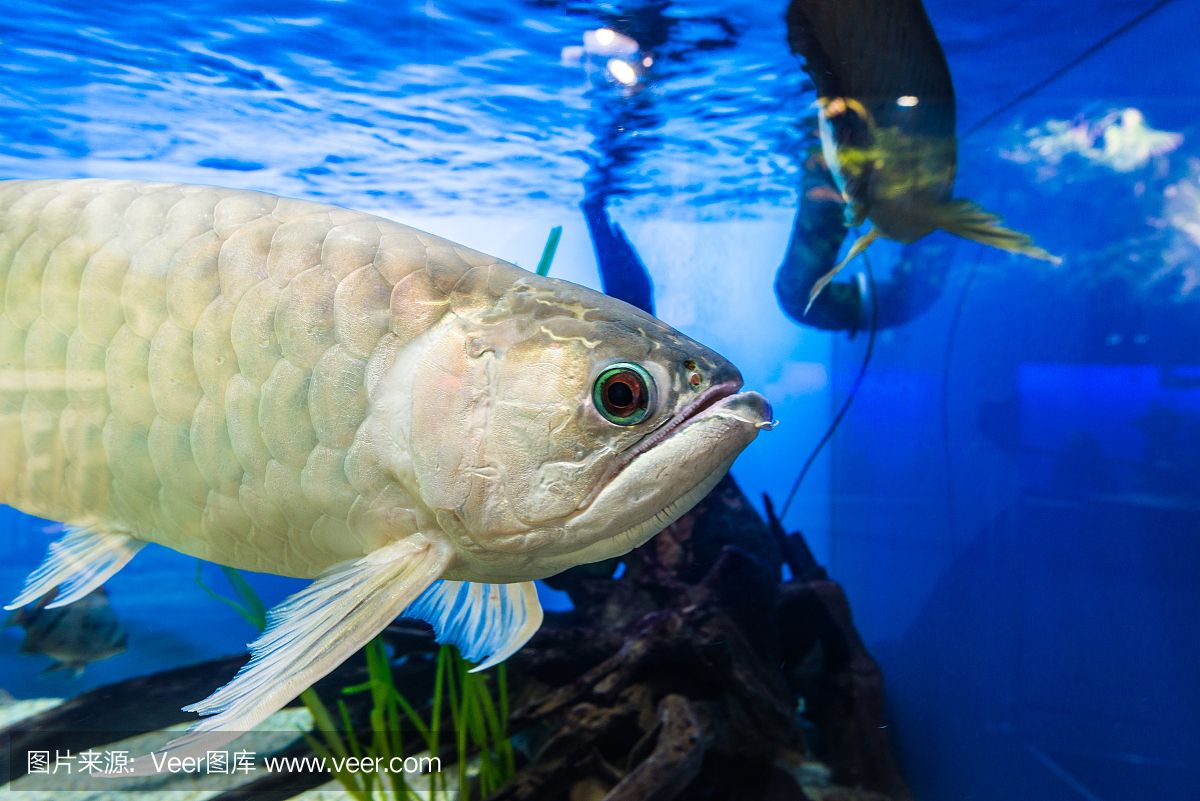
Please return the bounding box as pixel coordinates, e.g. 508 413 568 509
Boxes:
403 580 544 672
934 199 1062 264
805 226 881 314
5 527 144 612
121 535 452 775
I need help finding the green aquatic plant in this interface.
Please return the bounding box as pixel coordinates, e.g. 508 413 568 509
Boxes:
304 640 514 800
535 225 563 276
194 562 267 629
195 564 515 800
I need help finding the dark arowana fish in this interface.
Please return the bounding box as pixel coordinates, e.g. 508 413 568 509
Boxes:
0 179 773 761
786 0 1060 307
7 587 127 676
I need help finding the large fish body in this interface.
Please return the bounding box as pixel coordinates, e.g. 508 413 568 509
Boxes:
0 179 770 754
786 0 1058 304
788 0 959 234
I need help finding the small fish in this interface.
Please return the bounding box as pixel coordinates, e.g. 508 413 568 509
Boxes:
786 0 1060 308
6 587 127 676
0 179 772 759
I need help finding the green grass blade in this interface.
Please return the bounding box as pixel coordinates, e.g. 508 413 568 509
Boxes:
498 663 509 723
193 562 265 631
219 565 267 629
535 226 562 276
431 646 447 752
394 688 433 745
473 675 502 741
301 688 349 761
338 699 363 759
341 679 375 695
304 732 367 801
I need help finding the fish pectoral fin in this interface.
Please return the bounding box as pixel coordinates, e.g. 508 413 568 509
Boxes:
934 199 1062 264
805 227 881 314
5 527 144 611
137 535 452 768
403 580 544 672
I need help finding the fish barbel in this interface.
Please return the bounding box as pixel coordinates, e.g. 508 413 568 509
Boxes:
0 179 772 756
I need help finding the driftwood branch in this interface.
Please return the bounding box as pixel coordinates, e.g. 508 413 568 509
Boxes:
489 475 910 801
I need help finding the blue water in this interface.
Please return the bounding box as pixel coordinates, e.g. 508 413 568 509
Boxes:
0 0 807 214
2 1 1200 799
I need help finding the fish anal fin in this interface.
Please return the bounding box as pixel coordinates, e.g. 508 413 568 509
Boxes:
805 227 881 314
40 661 85 678
5 527 144 611
935 199 1062 265
403 580 544 672
130 535 452 771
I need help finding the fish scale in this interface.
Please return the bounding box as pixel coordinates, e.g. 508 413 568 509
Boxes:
0 178 472 577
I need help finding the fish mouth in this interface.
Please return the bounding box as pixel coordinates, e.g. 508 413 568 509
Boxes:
577 381 772 514
622 380 745 464
556 382 773 567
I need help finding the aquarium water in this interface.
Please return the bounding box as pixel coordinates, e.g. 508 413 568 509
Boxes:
1 1 1197 799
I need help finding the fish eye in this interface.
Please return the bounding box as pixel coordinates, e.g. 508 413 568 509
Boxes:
593 362 654 426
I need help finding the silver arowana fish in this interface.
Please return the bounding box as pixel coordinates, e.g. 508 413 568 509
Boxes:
786 0 1060 306
0 179 772 756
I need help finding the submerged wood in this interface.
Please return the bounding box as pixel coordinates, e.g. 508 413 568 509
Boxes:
491 475 911 801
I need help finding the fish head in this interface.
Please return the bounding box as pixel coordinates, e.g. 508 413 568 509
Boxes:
406 269 772 580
